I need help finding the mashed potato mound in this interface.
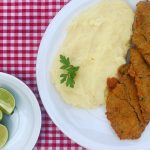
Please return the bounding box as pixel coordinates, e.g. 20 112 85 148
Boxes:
51 0 134 108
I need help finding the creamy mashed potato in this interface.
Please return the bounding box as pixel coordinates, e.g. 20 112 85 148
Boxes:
51 0 134 108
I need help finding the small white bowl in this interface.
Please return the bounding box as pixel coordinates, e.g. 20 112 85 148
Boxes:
0 72 41 150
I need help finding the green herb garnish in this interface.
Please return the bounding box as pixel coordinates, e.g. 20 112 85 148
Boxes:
60 55 79 88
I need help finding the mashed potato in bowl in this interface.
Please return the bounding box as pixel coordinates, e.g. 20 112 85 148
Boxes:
51 0 134 108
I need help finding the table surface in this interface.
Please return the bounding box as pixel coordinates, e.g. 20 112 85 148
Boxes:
0 0 84 149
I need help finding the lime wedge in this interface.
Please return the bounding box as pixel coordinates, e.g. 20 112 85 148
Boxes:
0 88 15 115
0 124 8 148
0 110 3 121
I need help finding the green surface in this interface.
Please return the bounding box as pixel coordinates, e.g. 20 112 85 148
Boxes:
0 124 8 149
0 110 3 121
0 88 15 115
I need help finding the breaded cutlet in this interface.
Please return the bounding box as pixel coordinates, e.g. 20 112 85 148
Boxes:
106 65 146 139
129 48 150 122
132 1 150 65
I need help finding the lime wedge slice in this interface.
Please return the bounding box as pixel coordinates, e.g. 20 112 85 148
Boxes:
0 124 8 148
0 110 3 121
0 88 15 115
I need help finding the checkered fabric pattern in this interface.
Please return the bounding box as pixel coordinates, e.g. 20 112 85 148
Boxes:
0 1 84 149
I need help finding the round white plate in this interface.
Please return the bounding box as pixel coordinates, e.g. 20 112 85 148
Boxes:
0 73 41 150
36 0 150 150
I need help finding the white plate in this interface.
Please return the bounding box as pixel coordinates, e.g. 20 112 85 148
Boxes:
0 73 41 150
36 0 150 150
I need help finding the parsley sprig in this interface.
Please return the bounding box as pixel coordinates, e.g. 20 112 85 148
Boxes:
60 55 79 88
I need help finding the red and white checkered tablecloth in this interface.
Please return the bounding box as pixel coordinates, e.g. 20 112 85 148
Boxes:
0 1 85 149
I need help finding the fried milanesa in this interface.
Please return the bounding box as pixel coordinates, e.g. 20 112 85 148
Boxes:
132 1 150 65
129 48 150 122
106 1 150 140
106 65 146 139
119 65 147 125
